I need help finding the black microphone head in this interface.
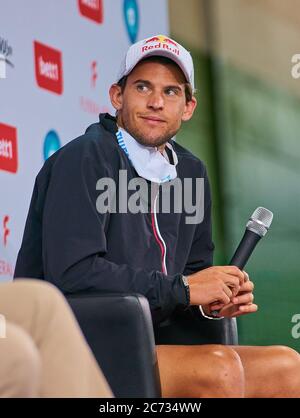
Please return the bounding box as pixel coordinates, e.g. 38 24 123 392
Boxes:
246 207 273 237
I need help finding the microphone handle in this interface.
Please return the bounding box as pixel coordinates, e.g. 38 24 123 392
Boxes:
229 229 261 269
210 229 261 317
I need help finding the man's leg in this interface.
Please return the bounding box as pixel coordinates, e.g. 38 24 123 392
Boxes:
156 344 245 397
231 345 300 398
0 279 113 397
0 322 41 397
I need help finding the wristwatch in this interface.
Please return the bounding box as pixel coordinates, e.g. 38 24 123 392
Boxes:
181 275 190 306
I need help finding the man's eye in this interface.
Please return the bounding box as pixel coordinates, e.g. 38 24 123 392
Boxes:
137 84 148 92
165 89 177 96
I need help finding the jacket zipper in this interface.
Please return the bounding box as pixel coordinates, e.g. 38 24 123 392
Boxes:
151 191 168 274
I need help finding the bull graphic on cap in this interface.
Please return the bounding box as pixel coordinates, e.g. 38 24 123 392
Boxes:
142 35 179 56
144 35 178 48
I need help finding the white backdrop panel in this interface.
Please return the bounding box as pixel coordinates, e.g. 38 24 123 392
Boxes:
0 0 169 281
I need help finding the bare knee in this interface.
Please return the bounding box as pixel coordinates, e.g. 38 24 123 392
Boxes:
266 345 300 375
258 345 300 397
265 345 299 365
201 346 245 397
157 345 245 398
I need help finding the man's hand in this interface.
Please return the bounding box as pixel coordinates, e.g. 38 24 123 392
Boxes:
186 266 245 307
205 272 258 318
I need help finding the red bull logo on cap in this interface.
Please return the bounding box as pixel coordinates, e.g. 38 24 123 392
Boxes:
142 35 179 56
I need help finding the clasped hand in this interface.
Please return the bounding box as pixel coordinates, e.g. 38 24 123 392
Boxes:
187 266 257 318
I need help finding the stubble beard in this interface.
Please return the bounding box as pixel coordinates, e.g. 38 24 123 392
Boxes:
119 112 178 148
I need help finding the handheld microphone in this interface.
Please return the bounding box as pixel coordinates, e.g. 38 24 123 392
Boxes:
210 207 273 316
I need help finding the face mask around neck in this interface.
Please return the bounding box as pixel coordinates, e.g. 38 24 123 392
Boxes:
116 128 178 184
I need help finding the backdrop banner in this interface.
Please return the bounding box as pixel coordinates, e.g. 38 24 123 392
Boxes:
0 0 169 281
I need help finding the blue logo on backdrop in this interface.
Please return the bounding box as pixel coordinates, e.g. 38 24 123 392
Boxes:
123 0 139 44
43 130 61 160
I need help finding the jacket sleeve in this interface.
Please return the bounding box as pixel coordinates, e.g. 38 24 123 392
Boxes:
42 137 187 323
183 165 215 275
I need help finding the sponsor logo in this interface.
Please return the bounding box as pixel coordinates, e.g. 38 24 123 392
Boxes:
91 60 98 88
79 97 110 115
142 35 180 56
0 215 13 283
123 0 139 44
0 36 14 79
0 259 13 279
34 41 63 94
3 215 9 247
80 59 109 114
145 35 178 47
78 0 103 24
0 123 18 173
0 54 5 79
43 130 61 161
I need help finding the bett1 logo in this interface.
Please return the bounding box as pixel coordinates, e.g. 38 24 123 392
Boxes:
78 0 103 24
291 54 300 79
34 41 63 95
0 123 18 174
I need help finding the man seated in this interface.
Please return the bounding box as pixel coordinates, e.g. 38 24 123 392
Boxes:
14 34 300 397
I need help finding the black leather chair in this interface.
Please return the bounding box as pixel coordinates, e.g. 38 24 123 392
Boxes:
67 293 238 398
67 293 161 398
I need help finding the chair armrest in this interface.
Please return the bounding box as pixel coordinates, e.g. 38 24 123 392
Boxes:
67 292 161 398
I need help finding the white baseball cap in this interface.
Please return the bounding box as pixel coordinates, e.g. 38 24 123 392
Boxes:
117 34 195 90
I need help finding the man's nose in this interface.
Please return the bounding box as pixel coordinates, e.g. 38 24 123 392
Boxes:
147 91 164 110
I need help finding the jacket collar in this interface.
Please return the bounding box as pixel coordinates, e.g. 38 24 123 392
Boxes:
99 113 118 135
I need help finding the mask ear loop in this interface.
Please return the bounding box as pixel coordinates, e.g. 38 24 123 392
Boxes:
165 142 178 167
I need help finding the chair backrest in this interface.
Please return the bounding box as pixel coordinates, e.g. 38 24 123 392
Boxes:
67 293 161 398
154 306 239 345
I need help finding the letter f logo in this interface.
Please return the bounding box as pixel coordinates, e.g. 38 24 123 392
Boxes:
3 215 9 247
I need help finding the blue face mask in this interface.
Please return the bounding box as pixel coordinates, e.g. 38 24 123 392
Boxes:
116 128 178 184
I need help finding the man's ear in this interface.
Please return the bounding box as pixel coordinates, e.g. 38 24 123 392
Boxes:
109 84 123 111
181 96 197 122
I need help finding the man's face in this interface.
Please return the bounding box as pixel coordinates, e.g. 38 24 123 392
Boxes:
109 60 197 148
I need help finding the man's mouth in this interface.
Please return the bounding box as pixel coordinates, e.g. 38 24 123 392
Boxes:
140 116 166 124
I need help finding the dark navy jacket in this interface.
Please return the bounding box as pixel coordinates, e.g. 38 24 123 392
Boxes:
14 113 214 325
